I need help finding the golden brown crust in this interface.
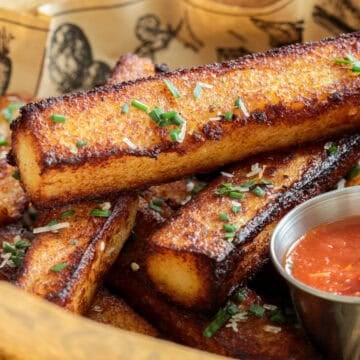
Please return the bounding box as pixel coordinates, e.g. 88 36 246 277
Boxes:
86 288 159 337
145 134 360 312
0 95 28 225
107 219 319 360
107 53 157 85
16 194 138 314
11 32 360 207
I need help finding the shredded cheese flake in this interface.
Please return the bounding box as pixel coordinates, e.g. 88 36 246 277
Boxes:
263 304 278 311
246 163 261 178
197 82 213 89
123 137 137 149
100 202 111 211
220 171 234 178
33 222 70 234
0 252 12 269
130 262 140 271
177 120 187 143
209 116 221 121
180 195 192 205
226 306 249 333
186 181 195 192
337 178 346 190
100 241 105 251
93 305 103 313
239 99 250 118
263 325 282 334
231 200 241 207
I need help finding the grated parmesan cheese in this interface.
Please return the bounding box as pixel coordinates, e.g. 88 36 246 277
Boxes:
93 305 103 313
226 306 249 333
180 195 192 205
33 222 70 234
100 202 111 211
186 180 195 192
221 171 234 178
246 163 261 178
263 325 282 334
197 82 213 89
123 137 137 149
337 178 346 190
100 241 105 251
0 252 12 269
130 262 140 271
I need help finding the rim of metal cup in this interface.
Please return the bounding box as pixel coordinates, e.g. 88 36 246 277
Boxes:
270 186 360 305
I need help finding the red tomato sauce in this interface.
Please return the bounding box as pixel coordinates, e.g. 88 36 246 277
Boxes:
285 216 360 297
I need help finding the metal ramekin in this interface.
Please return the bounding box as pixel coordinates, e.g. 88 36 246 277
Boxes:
270 186 360 360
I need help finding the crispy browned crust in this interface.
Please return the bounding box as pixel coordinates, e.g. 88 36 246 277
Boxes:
107 220 319 360
145 134 360 312
107 53 158 85
0 95 28 225
0 222 33 281
16 194 138 314
86 287 159 337
11 32 360 207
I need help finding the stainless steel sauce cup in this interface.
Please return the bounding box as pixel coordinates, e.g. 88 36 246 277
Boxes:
270 186 360 360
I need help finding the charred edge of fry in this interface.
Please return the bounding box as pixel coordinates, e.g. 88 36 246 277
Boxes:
146 134 360 312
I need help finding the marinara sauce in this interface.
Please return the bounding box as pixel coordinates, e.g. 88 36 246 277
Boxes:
285 216 360 297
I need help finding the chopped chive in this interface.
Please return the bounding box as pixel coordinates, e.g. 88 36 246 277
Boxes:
90 209 111 217
346 165 360 179
334 54 360 73
163 79 181 98
131 99 149 112
191 181 207 195
51 262 68 273
193 82 202 100
224 233 235 240
76 140 88 147
3 242 16 255
160 111 178 120
224 111 233 120
169 113 184 126
2 102 24 123
269 308 287 324
15 240 30 249
149 106 165 125
0 135 8 146
261 178 272 185
248 304 265 317
149 199 163 213
203 301 239 338
223 224 236 233
51 114 66 123
252 186 266 197
235 288 247 303
12 171 20 180
47 219 59 226
60 209 75 219
121 103 130 114
234 98 242 108
169 128 181 142
219 213 229 222
327 145 338 155
229 191 245 199
232 205 241 213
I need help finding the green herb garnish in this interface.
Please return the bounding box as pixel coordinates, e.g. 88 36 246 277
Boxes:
269 308 287 324
47 219 59 226
51 262 68 273
252 185 266 197
248 304 265 317
193 82 202 100
219 213 229 222
2 102 24 124
60 209 75 219
232 205 241 213
0 135 8 146
224 111 233 120
346 165 360 180
334 53 360 73
149 199 163 213
12 171 20 180
234 288 247 303
223 224 236 233
203 301 239 338
169 128 181 142
215 183 248 198
131 99 149 112
76 140 88 147
90 209 111 217
2 239 30 267
164 79 181 98
191 181 207 195
121 103 130 114
51 114 66 123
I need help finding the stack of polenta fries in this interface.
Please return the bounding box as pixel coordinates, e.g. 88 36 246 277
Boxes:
1 32 360 359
